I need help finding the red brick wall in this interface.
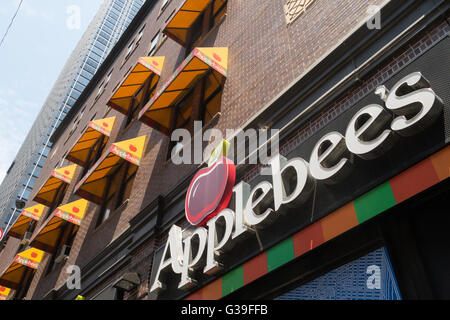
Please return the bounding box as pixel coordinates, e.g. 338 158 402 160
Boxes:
0 0 409 299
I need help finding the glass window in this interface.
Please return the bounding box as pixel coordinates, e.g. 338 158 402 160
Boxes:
86 58 99 69
160 0 170 13
83 64 96 75
70 91 81 100
96 163 136 227
276 247 402 300
97 36 108 47
109 10 119 20
148 33 159 56
66 97 76 107
91 45 104 58
89 51 102 63
112 4 122 12
77 76 90 87
100 30 111 40
96 81 105 99
26 177 36 189
111 6 121 15
102 24 113 34
21 189 31 201
167 72 224 159
105 70 113 88
40 146 51 157
32 166 41 178
94 40 106 51
74 82 85 93
136 25 145 45
106 17 116 27
81 70 94 80
125 42 134 59
34 156 46 167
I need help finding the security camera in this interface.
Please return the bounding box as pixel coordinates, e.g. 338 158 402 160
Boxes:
15 199 26 210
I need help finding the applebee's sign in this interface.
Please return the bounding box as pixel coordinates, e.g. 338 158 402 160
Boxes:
150 72 444 293
185 156 236 226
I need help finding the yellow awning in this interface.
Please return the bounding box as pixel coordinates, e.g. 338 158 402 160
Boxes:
0 286 11 299
33 164 77 207
138 48 228 134
0 248 44 290
74 136 146 205
30 199 88 253
107 57 165 116
164 0 226 46
7 204 46 239
66 117 116 167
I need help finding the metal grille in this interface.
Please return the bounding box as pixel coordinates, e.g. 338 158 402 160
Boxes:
283 0 316 25
276 247 402 300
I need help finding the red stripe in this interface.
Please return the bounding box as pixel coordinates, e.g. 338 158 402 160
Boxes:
243 252 268 285
292 221 325 258
390 159 440 203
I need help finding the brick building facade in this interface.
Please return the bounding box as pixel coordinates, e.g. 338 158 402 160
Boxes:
0 0 449 300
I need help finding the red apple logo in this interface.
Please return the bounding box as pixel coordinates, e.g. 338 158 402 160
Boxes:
73 207 80 213
64 170 70 175
152 60 159 67
102 122 109 128
31 252 38 259
34 209 39 213
0 287 4 292
185 157 235 226
129 144 137 152
213 53 221 62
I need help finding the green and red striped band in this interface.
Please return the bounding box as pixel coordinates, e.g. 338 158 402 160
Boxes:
186 146 450 300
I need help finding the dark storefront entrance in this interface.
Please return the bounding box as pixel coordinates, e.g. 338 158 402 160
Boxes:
276 247 402 300
235 181 450 300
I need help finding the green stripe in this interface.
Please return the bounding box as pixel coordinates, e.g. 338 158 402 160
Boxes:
354 182 397 224
267 237 295 272
222 265 244 296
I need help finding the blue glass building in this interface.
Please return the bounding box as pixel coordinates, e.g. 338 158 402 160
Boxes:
0 0 145 235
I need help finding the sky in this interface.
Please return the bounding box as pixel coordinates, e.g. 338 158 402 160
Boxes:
0 0 104 183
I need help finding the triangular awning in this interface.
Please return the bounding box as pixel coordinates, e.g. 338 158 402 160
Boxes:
66 117 116 167
30 199 88 254
138 48 227 135
0 286 11 300
107 57 165 116
0 248 44 290
74 136 146 205
7 204 46 239
33 164 77 207
164 0 227 46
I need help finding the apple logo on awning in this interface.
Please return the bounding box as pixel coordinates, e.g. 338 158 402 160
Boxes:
185 157 236 226
31 252 38 259
129 144 137 152
64 170 70 175
73 207 80 214
34 209 39 213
